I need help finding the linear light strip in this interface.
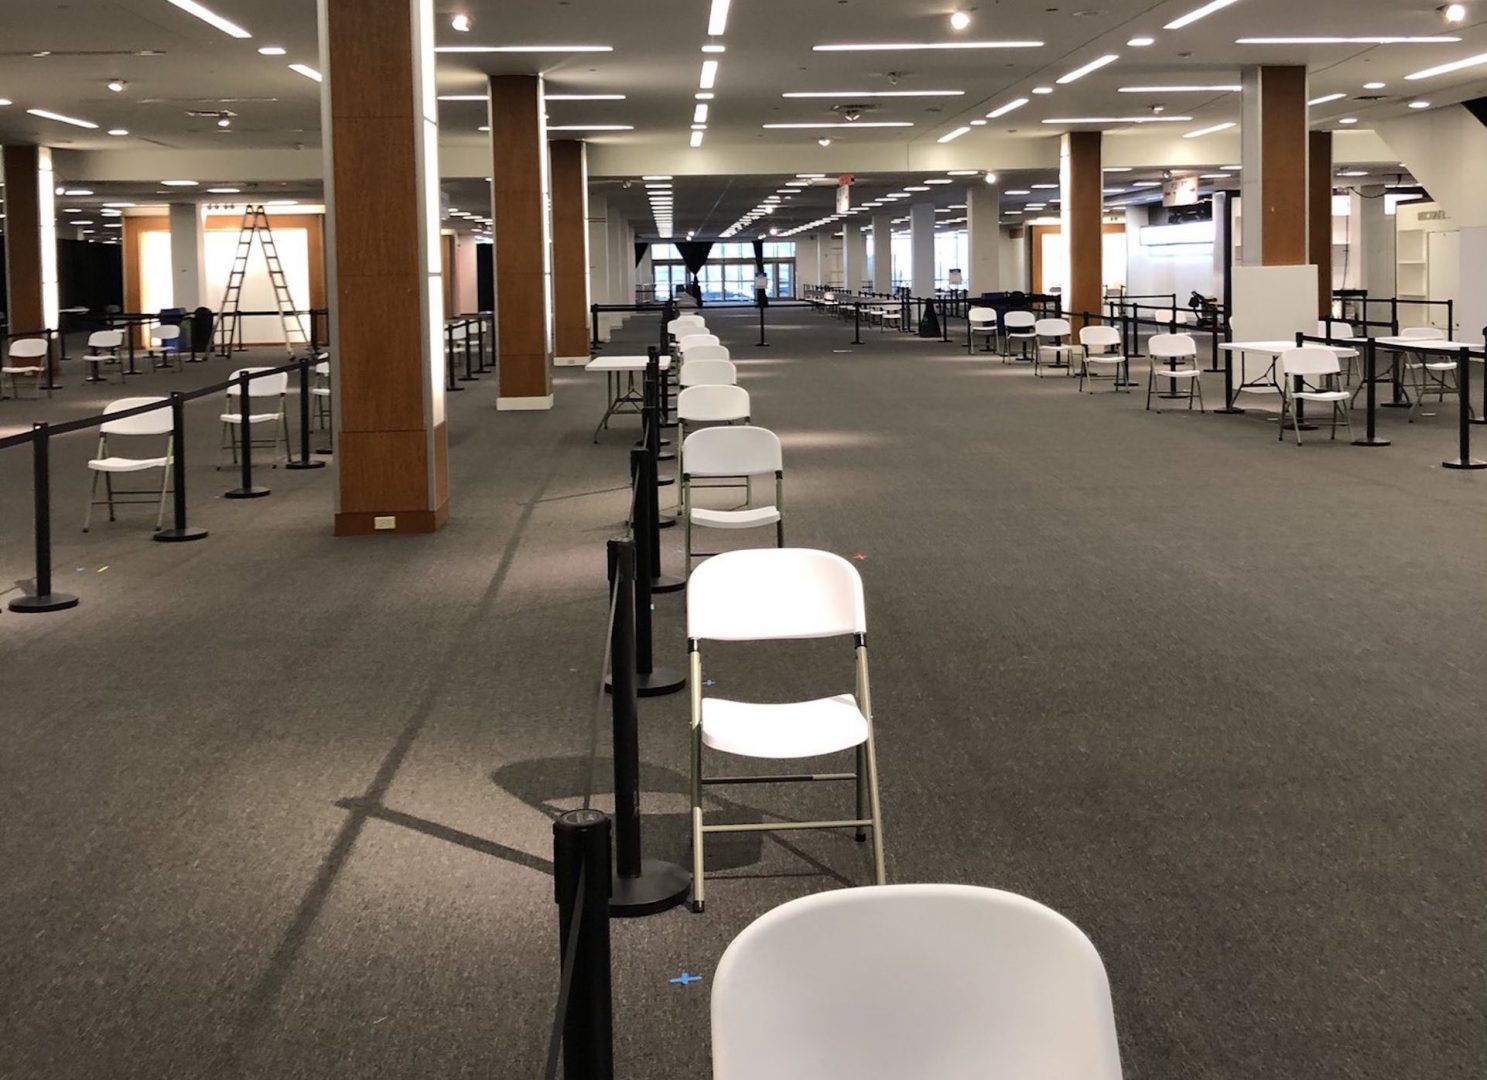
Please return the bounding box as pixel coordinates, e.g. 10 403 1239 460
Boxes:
1183 121 1236 138
1238 36 1459 44
707 0 730 36
1406 51 1487 80
289 63 322 82
1057 54 1119 84
812 41 1043 51
1119 85 1240 92
1040 116 1193 123
26 107 98 129
987 97 1029 118
164 0 251 39
781 90 965 97
434 45 613 53
937 126 972 143
762 122 914 128
1163 0 1241 31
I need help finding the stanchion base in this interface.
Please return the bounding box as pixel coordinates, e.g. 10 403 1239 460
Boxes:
658 476 675 488
658 450 676 462
1213 407 1247 414
755 342 771 348
1442 457 1487 470
315 447 334 456
636 666 687 697
658 514 675 529
447 385 466 392
1352 437 1392 448
224 486 271 499
154 526 209 542
9 592 79 613
285 459 327 471
653 573 686 594
1380 402 1409 408
610 859 691 918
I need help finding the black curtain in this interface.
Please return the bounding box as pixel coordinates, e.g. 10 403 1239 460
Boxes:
752 239 767 306
634 241 649 267
58 239 123 314
673 241 712 305
476 241 494 312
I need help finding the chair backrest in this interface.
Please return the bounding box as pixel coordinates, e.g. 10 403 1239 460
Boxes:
678 333 721 352
682 424 781 478
1318 319 1356 341
687 547 864 641
1036 317 1072 338
711 884 1122 1080
8 338 49 360
1080 325 1120 348
100 396 173 437
226 367 289 398
679 358 738 387
1279 346 1341 378
1148 333 1197 360
684 343 731 363
678 384 750 423
1004 310 1036 331
88 329 124 349
152 324 181 343
314 361 330 376
968 306 997 327
1399 325 1445 340
669 317 705 335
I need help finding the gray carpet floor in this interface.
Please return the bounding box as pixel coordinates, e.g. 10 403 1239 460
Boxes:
1 309 1484 1079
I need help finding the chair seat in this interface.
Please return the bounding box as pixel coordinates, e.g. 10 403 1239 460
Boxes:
1040 344 1080 353
1404 360 1458 372
220 411 282 424
1006 331 1037 339
1293 389 1350 402
690 505 781 530
1153 367 1201 379
701 693 869 758
2 365 44 375
311 387 331 397
1084 354 1127 366
970 325 997 334
89 455 168 473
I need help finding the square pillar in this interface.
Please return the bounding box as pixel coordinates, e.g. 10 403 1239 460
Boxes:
967 181 1002 295
910 203 936 297
1353 185 1395 300
871 215 894 292
321 0 449 535
489 74 553 410
1308 131 1333 317
169 202 206 311
550 140 590 366
2 145 59 332
587 191 612 341
843 224 868 292
1241 66 1309 266
1060 131 1102 322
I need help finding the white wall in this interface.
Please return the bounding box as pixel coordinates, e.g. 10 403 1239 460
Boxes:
1124 205 1216 302
453 232 479 314
1000 228 1026 291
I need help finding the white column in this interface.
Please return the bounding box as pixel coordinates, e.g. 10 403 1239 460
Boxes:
843 223 868 291
794 232 819 288
967 182 1001 294
607 213 629 322
586 191 612 340
871 214 894 292
1353 186 1395 301
910 202 936 296
168 202 206 310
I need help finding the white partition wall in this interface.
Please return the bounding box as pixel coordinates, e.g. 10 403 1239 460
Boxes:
1231 264 1319 383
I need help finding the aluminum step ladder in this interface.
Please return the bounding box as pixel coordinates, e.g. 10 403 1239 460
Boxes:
215 205 310 358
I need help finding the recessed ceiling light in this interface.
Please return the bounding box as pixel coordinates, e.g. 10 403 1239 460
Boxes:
1163 0 1240 31
1444 2 1468 22
937 126 971 143
63 188 94 195
1030 183 1059 189
207 186 241 193
1119 85 1240 92
643 174 672 180
1130 180 1161 187
702 43 727 53
1056 54 1119 84
1221 164 1241 170
1240 36 1460 44
947 169 980 175
450 12 472 31
1407 51 1487 79
923 177 954 184
812 40 1043 51
1127 36 1156 46
691 130 705 147
107 128 129 136
1338 117 1359 124
694 103 709 123
969 118 988 125
762 121 914 128
106 79 126 93
26 107 97 129
289 63 322 81
1409 99 1432 108
1031 86 1054 95
1183 121 1236 137
1337 169 1368 177
0 98 11 106
69 220 93 226
905 185 932 191
548 124 634 130
434 45 614 53
1005 188 1031 195
161 179 198 186
695 92 715 100
1103 166 1133 172
708 0 731 36
546 93 627 100
258 45 286 55
164 0 251 39
700 59 719 89
949 10 972 30
1363 81 1387 89
987 97 1029 118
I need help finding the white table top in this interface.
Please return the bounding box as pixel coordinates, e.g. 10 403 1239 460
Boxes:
585 354 673 373
1219 340 1356 354
1374 336 1480 351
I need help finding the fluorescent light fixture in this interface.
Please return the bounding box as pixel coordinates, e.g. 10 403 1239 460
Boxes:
1042 116 1192 123
107 128 129 136
1184 121 1236 137
207 186 240 193
690 130 704 147
690 123 707 130
161 179 199 186
1032 86 1054 94
1406 52 1487 79
1221 164 1241 170
1005 188 1031 195
1239 36 1459 44
1409 99 1432 108
937 126 971 143
546 93 627 100
987 97 1029 118
69 220 93 226
63 188 93 195
782 90 964 97
435 45 614 52
1057 54 1119 84
812 41 1043 51
947 169 980 176
1127 36 1156 46
707 0 731 36
1164 0 1239 30
924 178 954 184
695 92 715 100
548 124 634 130
700 60 719 89
1103 166 1133 172
0 98 11 106
1130 180 1161 186
905 185 931 191
258 45 285 55
694 103 709 123
701 43 726 53
1119 84 1240 92
1308 92 1346 105
1338 117 1358 124
970 118 988 125
1030 183 1059 189
164 0 251 38
762 121 914 128
26 108 97 129
1363 81 1387 89
1337 169 1368 177
289 63 322 81
642 174 672 180
450 12 472 32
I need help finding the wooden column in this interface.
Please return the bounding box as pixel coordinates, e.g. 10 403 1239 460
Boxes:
1241 65 1309 266
490 74 554 408
2 145 57 332
550 140 590 366
1308 130 1333 317
1061 131 1102 324
323 0 449 535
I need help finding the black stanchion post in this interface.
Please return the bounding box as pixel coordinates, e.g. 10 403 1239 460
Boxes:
10 423 80 613
551 809 614 1080
287 358 326 470
756 295 769 348
1443 341 1486 469
1353 337 1388 446
224 371 270 499
591 304 601 350
155 393 210 542
619 454 687 696
444 324 463 392
459 320 477 381
642 353 675 472
1476 325 1487 427
941 298 950 343
853 301 862 345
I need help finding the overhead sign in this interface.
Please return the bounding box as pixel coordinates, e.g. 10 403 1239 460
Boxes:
836 175 852 215
947 269 964 286
1163 175 1199 207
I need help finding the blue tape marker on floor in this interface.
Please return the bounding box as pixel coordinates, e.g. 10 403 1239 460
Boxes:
669 972 703 987
703 679 716 687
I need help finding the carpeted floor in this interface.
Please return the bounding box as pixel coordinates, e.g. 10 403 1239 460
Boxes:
1 309 1484 1079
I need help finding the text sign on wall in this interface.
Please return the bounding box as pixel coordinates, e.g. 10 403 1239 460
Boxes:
1163 175 1199 207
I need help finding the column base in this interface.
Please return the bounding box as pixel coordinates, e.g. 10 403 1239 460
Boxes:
334 501 449 535
496 394 555 411
554 355 590 367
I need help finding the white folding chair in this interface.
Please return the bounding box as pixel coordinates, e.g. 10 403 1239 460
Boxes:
681 424 783 568
677 384 751 493
1002 310 1037 363
84 330 125 384
686 548 886 912
1078 325 1129 393
677 333 721 358
83 396 174 532
679 358 738 388
312 360 332 429
1278 346 1352 445
1317 319 1360 385
219 367 291 467
669 316 706 342
1034 317 1079 377
149 323 183 372
1145 333 1204 413
712 884 1122 1080
1394 327 1460 421
3 338 51 399
682 343 731 364
967 306 998 353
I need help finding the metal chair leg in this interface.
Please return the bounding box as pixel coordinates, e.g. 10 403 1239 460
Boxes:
83 469 101 532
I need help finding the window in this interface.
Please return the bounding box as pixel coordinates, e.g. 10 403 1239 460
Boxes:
650 240 798 299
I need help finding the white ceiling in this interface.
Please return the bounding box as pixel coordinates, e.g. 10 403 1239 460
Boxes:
0 0 1471 235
